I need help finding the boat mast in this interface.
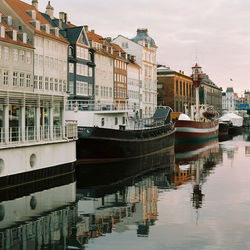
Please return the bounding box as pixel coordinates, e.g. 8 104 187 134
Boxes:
192 63 203 121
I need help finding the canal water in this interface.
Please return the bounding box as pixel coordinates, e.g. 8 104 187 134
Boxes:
0 129 250 250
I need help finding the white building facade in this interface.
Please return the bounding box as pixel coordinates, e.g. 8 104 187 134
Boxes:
87 30 114 104
222 87 236 111
127 59 141 113
113 29 157 118
0 0 76 181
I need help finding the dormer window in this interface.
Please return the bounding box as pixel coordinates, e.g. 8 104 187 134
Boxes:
13 30 17 41
29 20 40 30
0 25 5 38
6 30 17 41
26 10 36 20
50 27 59 37
41 24 50 34
3 16 12 27
18 32 27 44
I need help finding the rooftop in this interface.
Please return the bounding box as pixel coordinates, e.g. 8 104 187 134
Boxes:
4 0 68 44
131 28 156 47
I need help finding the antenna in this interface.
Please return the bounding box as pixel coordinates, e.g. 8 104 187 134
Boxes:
195 48 198 64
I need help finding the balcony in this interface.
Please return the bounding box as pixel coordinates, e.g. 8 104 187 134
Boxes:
0 121 77 147
66 100 140 112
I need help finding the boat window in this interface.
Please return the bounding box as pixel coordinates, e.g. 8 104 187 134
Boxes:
101 118 105 126
115 117 118 125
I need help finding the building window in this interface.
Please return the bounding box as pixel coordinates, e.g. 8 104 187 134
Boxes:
26 74 31 87
176 80 179 95
20 73 24 87
109 87 112 97
4 47 9 60
39 76 43 89
34 75 38 88
55 79 58 91
88 84 93 96
3 71 9 85
69 63 74 73
89 67 92 77
95 85 99 96
13 49 18 62
19 50 25 63
123 117 125 124
26 52 31 64
101 118 105 126
68 81 73 94
115 117 118 125
63 80 66 92
59 80 62 92
76 81 88 96
176 101 178 112
13 72 18 86
45 77 49 90
50 78 53 91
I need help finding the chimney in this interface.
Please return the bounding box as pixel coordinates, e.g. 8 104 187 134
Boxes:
32 0 38 10
106 37 112 42
45 1 54 19
91 29 95 33
59 12 68 23
137 28 148 35
84 25 88 32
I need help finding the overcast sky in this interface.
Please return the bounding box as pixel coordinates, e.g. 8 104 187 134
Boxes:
25 0 250 95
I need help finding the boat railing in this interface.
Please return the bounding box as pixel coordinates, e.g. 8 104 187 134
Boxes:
9 127 21 142
127 116 166 130
66 100 139 112
26 126 37 141
3 123 77 145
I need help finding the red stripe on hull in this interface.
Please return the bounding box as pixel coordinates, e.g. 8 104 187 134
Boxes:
176 130 219 139
175 120 219 129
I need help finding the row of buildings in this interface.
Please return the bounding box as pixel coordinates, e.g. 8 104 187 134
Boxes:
0 0 248 142
157 64 223 115
0 0 158 125
222 88 250 112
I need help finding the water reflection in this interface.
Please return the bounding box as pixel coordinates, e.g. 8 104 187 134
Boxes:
0 174 76 250
1 135 249 249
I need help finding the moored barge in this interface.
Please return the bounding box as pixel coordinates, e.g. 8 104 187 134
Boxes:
65 101 175 163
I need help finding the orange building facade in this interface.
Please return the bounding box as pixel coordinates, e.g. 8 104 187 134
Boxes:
157 66 195 113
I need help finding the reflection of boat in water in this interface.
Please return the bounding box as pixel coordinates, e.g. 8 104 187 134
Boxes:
76 147 175 196
175 139 219 163
76 155 176 245
243 127 250 141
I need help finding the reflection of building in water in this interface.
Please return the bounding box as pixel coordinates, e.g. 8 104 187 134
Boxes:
220 143 239 159
0 182 76 249
175 141 222 210
174 164 192 187
76 175 159 244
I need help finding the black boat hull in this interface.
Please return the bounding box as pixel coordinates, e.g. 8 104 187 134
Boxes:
76 126 175 163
